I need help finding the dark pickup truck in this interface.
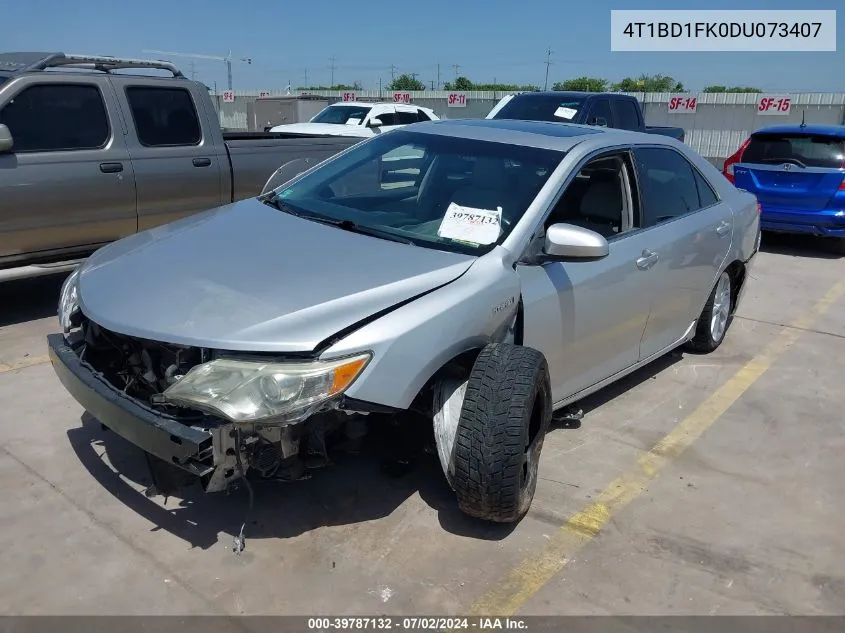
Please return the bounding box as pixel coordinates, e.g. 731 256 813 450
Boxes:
487 91 686 141
0 52 362 276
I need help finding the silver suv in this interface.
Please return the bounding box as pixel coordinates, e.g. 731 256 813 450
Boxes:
48 119 760 535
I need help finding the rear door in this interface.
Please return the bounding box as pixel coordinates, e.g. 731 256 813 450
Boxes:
111 78 225 231
632 146 734 359
734 131 845 211
0 76 137 261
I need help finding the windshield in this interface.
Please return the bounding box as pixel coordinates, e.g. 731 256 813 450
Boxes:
268 130 563 255
311 105 372 125
493 95 586 123
743 132 845 169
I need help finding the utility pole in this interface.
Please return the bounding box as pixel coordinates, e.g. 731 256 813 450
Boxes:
410 72 419 85
452 63 460 80
543 47 553 91
390 64 397 82
437 63 441 90
304 68 308 88
328 56 337 87
189 60 196 80
430 80 435 90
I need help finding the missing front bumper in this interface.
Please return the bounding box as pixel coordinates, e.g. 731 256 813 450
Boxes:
48 333 215 480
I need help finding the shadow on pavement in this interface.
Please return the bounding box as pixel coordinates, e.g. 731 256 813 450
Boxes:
67 411 516 551
0 271 69 327
760 231 843 260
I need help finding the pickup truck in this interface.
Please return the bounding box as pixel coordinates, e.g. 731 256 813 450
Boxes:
487 91 686 141
0 52 362 274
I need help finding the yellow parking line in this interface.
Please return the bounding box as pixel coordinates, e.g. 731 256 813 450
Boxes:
467 277 845 617
0 354 50 374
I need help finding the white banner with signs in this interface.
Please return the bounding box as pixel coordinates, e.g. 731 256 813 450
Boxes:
667 95 697 113
342 92 357 102
393 92 411 104
221 90 235 103
757 94 792 115
447 92 467 108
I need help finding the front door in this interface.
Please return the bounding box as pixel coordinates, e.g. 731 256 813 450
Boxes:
632 147 735 359
0 77 137 261
111 79 225 231
519 151 659 403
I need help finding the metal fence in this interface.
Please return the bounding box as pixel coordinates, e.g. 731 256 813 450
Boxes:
212 90 845 162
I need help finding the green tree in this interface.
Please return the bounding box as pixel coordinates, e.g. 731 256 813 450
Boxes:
704 85 761 93
388 74 425 91
444 76 474 91
552 77 608 92
612 74 684 92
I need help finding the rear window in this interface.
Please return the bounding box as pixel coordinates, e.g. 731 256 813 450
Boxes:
743 133 845 169
493 95 586 123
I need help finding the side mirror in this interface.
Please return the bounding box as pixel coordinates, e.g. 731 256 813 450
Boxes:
368 117 383 128
0 124 13 153
543 223 609 260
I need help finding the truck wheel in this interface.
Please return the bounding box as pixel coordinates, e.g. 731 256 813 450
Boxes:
685 270 733 353
452 343 552 523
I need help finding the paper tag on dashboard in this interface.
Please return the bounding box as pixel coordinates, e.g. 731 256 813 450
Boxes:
437 203 502 245
554 106 577 119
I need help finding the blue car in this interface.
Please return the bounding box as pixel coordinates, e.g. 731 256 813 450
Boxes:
723 124 845 252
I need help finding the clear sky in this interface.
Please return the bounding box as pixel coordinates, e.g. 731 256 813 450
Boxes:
5 0 842 92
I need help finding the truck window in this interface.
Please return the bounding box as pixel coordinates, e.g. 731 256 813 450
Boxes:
586 99 612 126
633 147 703 227
0 83 109 152
492 94 586 122
125 86 201 147
614 100 641 131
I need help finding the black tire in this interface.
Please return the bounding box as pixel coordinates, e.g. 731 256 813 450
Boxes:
685 270 733 354
452 343 552 523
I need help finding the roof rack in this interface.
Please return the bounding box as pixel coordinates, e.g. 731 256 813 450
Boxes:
0 52 184 78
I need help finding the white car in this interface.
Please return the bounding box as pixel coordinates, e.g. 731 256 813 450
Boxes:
269 101 439 137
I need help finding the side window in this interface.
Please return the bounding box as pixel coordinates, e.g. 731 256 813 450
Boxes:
0 83 109 152
587 99 612 127
545 155 630 239
633 147 702 228
614 100 641 131
693 168 719 207
125 86 201 147
394 111 419 125
416 109 432 122
375 112 398 126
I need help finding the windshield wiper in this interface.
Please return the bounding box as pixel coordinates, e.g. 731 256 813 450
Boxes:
263 198 414 245
311 217 416 245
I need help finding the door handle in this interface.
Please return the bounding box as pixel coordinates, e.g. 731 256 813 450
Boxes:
192 157 212 167
716 220 731 236
99 162 123 174
636 249 659 270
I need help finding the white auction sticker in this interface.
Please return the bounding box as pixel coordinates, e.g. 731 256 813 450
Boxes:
554 106 577 120
437 203 502 245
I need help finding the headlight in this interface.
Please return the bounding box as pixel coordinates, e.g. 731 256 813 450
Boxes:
162 353 371 423
58 269 80 332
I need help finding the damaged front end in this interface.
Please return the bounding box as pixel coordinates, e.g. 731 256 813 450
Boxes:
51 273 374 503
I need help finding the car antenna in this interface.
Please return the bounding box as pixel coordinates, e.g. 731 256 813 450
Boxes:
800 109 806 129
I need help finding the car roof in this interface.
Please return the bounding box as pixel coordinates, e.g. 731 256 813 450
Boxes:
507 91 631 100
329 101 432 109
402 118 667 152
753 124 845 138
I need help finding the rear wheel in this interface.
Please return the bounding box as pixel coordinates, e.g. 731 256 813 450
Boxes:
685 271 733 353
451 343 552 523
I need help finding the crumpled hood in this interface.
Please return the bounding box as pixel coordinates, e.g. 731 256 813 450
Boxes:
77 199 474 352
268 122 373 137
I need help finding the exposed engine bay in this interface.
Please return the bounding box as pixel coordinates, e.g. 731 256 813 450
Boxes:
75 316 376 494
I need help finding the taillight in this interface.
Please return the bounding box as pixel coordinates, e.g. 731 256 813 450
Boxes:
723 137 751 184
839 177 845 191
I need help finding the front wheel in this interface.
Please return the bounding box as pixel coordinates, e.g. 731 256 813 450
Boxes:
451 343 552 523
685 270 733 353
